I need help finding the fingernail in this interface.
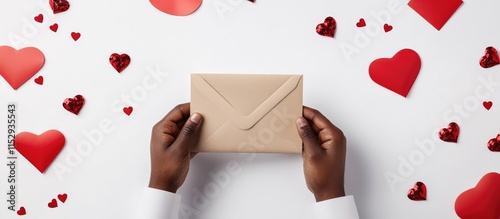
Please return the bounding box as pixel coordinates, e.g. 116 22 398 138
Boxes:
190 113 201 124
296 118 307 128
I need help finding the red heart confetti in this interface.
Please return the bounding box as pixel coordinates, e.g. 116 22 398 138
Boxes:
58 193 68 203
63 94 85 115
356 18 366 27
71 32 81 41
17 207 26 216
487 134 500 152
15 130 65 173
34 76 43 85
407 181 427 201
34 14 44 23
109 53 131 73
50 23 58 32
316 17 336 38
48 198 58 208
123 106 133 116
0 46 45 90
480 46 500 68
408 0 463 30
50 0 70 14
483 101 493 110
438 122 460 143
455 172 500 219
384 23 393 32
149 0 202 16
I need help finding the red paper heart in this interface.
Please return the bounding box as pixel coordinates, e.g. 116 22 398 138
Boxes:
50 23 58 32
63 94 85 115
480 46 500 68
384 23 393 32
34 76 44 85
487 134 500 152
149 0 202 16
34 14 44 23
50 0 70 14
408 0 463 30
483 101 493 110
316 17 336 38
455 172 500 219
71 32 81 41
58 193 68 203
15 130 65 173
123 106 133 116
48 198 58 208
17 207 26 215
0 46 45 90
109 53 131 73
438 122 459 143
356 18 366 27
369 49 421 97
407 181 427 201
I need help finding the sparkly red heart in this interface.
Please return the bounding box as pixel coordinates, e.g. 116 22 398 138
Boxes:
487 134 500 152
48 198 58 208
50 23 58 32
356 18 366 27
384 23 393 32
58 193 68 203
455 172 500 219
0 46 45 90
369 49 421 97
407 181 426 201
34 14 44 23
480 46 500 68
50 0 70 14
17 207 26 215
34 76 43 85
71 32 81 41
63 95 85 115
123 106 133 116
484 101 493 110
316 17 336 38
15 130 65 173
438 122 459 143
109 53 131 73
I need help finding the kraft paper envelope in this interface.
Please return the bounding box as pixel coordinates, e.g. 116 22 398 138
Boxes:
191 74 303 153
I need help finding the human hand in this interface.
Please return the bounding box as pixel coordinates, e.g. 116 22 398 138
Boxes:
296 106 346 202
148 103 202 193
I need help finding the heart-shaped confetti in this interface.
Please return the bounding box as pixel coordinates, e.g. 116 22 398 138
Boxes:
487 134 500 152
50 23 58 32
483 101 493 110
384 23 393 32
455 172 500 219
15 130 65 173
109 53 131 73
34 76 43 85
438 122 459 143
123 106 133 116
480 46 500 68
149 0 202 16
63 95 85 115
0 46 45 90
356 18 366 27
50 0 70 14
71 32 81 41
34 14 44 23
58 193 68 203
316 17 336 38
407 181 427 201
48 198 58 208
17 207 26 216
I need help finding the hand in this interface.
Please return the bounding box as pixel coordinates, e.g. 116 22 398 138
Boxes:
148 103 202 193
296 106 346 202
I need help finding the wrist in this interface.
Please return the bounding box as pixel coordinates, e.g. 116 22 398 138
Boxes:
148 177 178 193
314 188 345 202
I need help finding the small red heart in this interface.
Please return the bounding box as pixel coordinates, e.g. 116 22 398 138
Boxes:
17 206 26 215
487 134 500 152
407 181 427 201
384 23 393 32
34 76 44 85
34 14 44 23
480 46 500 68
369 49 421 97
48 198 58 208
123 106 133 116
15 130 65 173
109 53 131 73
356 18 366 27
71 32 81 41
0 46 45 90
438 122 460 143
50 23 58 32
455 172 500 219
50 0 70 14
58 193 68 203
63 94 85 115
483 101 493 110
316 17 336 38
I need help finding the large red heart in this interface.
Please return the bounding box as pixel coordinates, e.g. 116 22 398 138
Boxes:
15 130 65 173
50 0 70 14
455 172 500 219
0 46 45 90
438 122 460 143
369 49 421 98
109 53 131 73
316 17 336 38
149 0 202 16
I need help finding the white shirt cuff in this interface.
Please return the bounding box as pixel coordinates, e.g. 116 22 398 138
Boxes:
314 195 360 219
135 187 181 219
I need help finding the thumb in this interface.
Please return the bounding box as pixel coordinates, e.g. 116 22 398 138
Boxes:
296 117 323 156
172 113 203 154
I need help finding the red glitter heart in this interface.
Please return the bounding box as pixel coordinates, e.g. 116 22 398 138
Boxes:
123 106 133 116
356 18 366 27
384 23 393 32
17 207 26 215
63 95 85 115
50 0 70 14
455 172 500 219
109 53 131 73
71 32 81 41
34 14 44 23
487 134 500 152
316 17 336 38
439 122 459 143
480 46 500 68
484 101 493 110
58 193 68 203
50 23 58 32
48 199 58 208
34 76 43 85
407 181 427 201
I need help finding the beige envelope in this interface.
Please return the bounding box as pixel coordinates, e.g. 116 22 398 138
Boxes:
191 74 303 153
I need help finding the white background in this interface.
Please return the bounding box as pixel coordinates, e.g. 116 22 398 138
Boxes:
1 0 500 218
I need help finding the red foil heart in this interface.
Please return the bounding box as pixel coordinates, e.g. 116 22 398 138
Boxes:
408 181 427 201
316 17 336 38
63 95 85 115
480 46 500 68
487 134 500 152
50 0 70 14
439 122 459 143
109 53 131 73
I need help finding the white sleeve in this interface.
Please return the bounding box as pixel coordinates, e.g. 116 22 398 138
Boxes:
314 195 360 219
134 187 181 219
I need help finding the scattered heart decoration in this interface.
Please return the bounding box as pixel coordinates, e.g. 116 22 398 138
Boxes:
455 172 500 219
109 53 131 73
71 32 81 41
63 94 85 115
34 76 44 85
407 181 427 201
149 0 202 16
58 193 68 203
50 23 59 32
368 48 421 97
48 198 58 208
356 18 366 27
123 106 133 116
17 206 26 216
487 134 500 152
50 0 70 14
384 23 393 32
0 46 45 90
480 46 500 68
316 16 336 38
438 122 460 143
15 130 66 173
34 14 44 23
483 101 493 110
